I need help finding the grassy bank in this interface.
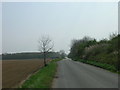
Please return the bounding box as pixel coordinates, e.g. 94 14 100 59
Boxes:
79 59 119 73
21 59 61 88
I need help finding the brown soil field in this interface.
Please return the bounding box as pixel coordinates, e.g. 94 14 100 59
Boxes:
2 59 51 88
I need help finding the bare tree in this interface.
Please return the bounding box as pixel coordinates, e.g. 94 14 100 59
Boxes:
38 36 54 66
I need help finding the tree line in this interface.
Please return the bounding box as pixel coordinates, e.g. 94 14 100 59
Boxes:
2 52 65 60
68 34 119 71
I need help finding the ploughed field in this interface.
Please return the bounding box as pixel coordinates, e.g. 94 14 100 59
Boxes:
2 59 51 88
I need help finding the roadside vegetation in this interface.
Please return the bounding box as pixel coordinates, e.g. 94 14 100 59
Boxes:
21 59 61 88
68 33 119 73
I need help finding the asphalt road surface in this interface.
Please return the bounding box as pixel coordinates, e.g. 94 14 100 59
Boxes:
52 59 118 88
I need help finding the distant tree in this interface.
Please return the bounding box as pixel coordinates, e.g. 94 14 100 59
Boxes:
68 36 95 60
38 36 54 66
109 32 118 40
59 50 66 59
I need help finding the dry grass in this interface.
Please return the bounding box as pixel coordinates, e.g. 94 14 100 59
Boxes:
2 59 50 88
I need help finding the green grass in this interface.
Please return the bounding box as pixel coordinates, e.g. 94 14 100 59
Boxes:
21 59 60 88
79 59 118 73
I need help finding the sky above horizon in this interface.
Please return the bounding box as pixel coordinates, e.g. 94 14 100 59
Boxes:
2 2 118 54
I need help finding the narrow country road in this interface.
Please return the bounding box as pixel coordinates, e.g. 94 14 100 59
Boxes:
52 59 118 88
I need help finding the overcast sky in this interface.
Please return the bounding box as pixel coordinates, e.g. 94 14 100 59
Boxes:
2 2 118 54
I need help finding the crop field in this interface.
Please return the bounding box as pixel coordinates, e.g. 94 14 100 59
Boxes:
2 59 51 88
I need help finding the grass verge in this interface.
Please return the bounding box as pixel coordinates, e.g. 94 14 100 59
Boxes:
79 59 119 73
21 59 61 88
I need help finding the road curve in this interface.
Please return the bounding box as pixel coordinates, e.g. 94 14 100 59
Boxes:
52 59 118 88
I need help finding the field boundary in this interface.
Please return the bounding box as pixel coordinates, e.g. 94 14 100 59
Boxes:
18 66 43 88
21 59 61 88
18 60 51 88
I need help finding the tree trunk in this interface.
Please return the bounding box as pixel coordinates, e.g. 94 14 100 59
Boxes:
44 52 47 66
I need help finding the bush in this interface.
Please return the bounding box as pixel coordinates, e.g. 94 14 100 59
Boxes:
68 34 119 72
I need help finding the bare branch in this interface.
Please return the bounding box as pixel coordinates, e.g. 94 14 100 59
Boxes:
38 35 54 66
38 35 54 53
